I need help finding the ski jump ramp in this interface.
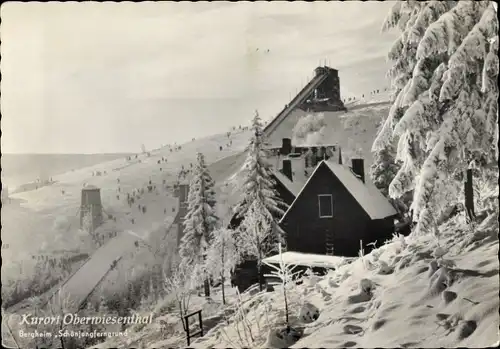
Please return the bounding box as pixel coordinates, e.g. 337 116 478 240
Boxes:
46 150 245 313
47 215 177 312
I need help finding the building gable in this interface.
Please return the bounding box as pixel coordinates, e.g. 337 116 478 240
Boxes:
279 161 370 225
279 161 371 256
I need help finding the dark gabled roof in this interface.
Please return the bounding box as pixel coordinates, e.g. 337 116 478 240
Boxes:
279 160 397 223
262 67 331 138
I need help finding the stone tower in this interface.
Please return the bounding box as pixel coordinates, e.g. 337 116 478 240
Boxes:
80 185 103 232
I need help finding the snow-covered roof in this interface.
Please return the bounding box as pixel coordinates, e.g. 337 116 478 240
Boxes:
280 160 397 222
324 160 397 219
83 184 99 190
271 170 303 197
264 143 337 150
263 251 350 269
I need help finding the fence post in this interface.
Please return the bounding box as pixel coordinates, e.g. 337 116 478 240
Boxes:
184 309 204 346
185 315 191 346
464 169 475 222
199 310 203 337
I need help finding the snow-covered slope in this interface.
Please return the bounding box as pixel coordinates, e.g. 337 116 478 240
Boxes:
86 213 499 349
342 88 392 108
221 101 394 217
1 129 252 305
192 215 500 348
265 102 391 169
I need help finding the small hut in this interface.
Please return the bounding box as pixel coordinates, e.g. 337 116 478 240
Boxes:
80 185 103 232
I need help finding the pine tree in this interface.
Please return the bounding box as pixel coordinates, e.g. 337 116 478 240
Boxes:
375 1 498 235
178 152 219 297
238 199 276 291
372 1 454 193
371 2 450 208
370 141 400 197
205 227 239 304
179 152 219 265
234 111 287 235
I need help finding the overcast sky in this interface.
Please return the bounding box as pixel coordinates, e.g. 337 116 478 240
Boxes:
1 1 397 154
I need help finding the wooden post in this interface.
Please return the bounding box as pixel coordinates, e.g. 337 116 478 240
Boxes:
203 246 210 297
198 310 204 337
184 309 204 346
186 317 191 346
464 169 475 222
204 279 210 297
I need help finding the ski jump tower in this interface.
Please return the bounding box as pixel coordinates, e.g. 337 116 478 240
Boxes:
80 185 103 232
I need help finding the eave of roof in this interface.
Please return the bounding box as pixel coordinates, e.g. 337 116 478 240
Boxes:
279 160 397 223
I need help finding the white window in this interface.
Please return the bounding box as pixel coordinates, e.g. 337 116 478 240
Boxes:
318 194 333 218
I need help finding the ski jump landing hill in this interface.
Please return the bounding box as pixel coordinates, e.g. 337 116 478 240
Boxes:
4 65 393 316
45 155 242 313
45 212 178 313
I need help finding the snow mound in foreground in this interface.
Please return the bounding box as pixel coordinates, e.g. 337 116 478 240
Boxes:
192 214 499 348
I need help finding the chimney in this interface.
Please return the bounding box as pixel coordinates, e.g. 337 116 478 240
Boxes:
310 147 318 167
351 158 365 183
281 138 292 156
464 169 475 222
318 146 327 161
282 159 293 182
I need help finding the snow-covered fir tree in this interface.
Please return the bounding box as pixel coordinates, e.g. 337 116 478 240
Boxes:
205 227 239 304
370 140 400 198
238 199 275 291
163 259 195 320
179 152 219 265
474 165 499 217
374 1 498 235
234 111 287 241
372 1 455 203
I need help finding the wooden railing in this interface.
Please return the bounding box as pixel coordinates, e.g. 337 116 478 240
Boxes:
183 309 204 346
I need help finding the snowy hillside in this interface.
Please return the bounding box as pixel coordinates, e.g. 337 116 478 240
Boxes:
93 214 498 349
342 88 392 108
1 98 392 311
192 215 499 348
1 129 252 307
265 102 391 168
